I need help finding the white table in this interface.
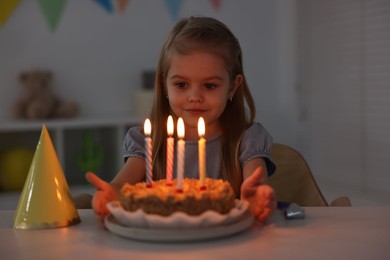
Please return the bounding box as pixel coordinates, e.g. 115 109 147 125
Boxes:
1 207 389 259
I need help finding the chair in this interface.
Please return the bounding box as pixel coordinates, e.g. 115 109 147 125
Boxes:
269 143 351 207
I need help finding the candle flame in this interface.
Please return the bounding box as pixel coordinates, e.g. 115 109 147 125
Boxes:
144 118 151 136
177 117 185 139
167 115 174 136
198 117 205 137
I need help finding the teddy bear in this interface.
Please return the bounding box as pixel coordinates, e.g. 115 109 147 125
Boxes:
12 70 79 120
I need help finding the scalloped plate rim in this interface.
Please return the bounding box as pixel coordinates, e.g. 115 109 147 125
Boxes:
104 210 254 242
106 199 249 229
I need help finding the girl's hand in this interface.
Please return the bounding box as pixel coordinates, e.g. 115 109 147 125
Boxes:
240 167 276 223
85 172 117 222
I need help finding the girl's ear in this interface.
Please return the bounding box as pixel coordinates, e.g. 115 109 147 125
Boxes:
229 74 243 100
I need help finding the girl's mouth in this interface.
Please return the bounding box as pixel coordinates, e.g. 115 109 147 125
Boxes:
186 109 206 115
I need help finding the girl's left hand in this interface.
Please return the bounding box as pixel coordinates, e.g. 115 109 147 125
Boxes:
85 172 117 222
240 167 276 223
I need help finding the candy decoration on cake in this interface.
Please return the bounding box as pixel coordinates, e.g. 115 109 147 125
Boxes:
13 125 80 229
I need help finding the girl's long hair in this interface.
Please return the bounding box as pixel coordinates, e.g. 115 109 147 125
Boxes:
149 17 255 197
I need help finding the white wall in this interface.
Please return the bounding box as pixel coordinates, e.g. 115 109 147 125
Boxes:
0 0 298 148
296 0 390 205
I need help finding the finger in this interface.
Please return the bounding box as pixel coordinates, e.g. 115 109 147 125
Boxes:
91 196 109 222
260 206 274 222
262 184 276 200
252 202 273 223
241 167 263 198
258 185 276 208
85 172 111 191
245 167 263 187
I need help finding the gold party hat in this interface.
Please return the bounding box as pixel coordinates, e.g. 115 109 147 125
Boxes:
13 125 80 229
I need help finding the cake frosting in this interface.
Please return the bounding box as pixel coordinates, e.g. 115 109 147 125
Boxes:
119 178 236 216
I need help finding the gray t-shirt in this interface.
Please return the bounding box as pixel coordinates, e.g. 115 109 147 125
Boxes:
122 122 276 179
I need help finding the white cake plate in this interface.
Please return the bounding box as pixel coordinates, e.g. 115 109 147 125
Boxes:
104 210 254 242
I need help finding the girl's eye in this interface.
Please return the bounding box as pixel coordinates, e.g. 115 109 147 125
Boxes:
175 82 187 89
204 83 217 90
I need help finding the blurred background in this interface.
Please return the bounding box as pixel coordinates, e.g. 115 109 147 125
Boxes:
0 0 389 206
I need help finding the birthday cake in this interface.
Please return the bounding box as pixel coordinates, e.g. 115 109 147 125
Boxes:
118 178 236 216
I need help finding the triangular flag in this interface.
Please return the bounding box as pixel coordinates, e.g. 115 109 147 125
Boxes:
37 0 68 32
210 0 221 11
13 125 80 229
164 0 183 21
0 0 21 27
93 0 114 14
116 0 130 13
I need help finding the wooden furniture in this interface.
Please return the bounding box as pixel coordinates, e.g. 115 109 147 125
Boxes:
0 207 388 259
270 143 351 206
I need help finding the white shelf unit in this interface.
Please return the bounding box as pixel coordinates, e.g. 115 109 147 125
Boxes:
0 116 141 186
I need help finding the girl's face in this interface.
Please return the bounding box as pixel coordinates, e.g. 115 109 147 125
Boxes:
166 51 241 140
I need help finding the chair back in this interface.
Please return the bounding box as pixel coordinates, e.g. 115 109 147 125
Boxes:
269 143 328 206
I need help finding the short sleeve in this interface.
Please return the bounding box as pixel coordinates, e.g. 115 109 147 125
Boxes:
239 122 276 176
122 126 145 162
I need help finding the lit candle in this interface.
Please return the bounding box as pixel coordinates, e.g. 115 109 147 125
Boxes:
198 117 206 189
144 118 152 187
176 117 185 191
166 115 174 186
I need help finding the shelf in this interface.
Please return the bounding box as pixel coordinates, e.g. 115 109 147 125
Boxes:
0 116 142 188
0 116 142 131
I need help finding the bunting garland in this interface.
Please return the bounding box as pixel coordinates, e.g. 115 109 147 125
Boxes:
116 0 130 13
164 0 183 21
1 0 223 31
210 0 221 11
37 0 68 32
93 0 114 14
0 0 21 27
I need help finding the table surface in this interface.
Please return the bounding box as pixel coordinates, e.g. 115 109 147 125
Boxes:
1 207 389 260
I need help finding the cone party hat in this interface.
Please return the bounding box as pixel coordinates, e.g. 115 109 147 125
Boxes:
13 125 80 229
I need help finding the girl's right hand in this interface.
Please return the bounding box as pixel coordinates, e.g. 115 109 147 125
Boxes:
85 172 117 222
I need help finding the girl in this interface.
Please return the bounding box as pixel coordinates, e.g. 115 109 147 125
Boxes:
86 16 276 223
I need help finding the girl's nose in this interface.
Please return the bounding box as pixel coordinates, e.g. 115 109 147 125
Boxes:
187 87 204 102
188 95 203 103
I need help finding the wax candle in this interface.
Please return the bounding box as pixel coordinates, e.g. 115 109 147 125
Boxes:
198 117 206 189
144 118 153 187
176 117 185 191
166 115 174 186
